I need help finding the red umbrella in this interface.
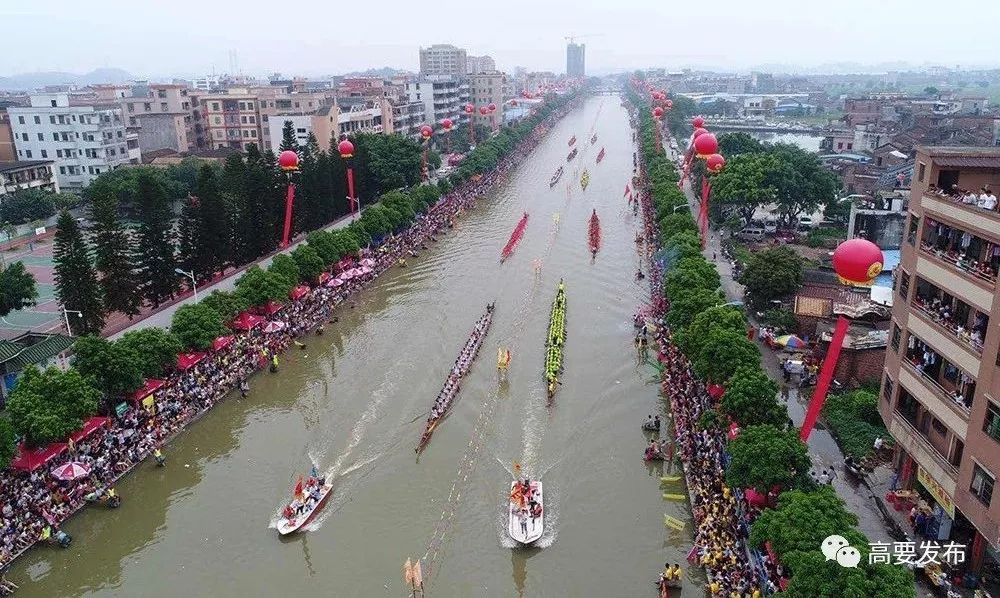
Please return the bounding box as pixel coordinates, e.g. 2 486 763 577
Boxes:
51 461 92 481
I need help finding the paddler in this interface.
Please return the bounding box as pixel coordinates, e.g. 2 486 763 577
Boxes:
270 354 279 373
153 447 165 466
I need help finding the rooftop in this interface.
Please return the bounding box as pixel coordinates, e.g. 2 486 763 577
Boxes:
0 160 55 173
918 145 1000 158
0 332 74 373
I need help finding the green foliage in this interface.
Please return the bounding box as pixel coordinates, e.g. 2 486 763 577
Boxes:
785 551 914 598
235 265 288 308
805 225 846 248
0 189 57 224
83 165 186 206
0 418 16 469
657 212 697 241
720 366 785 427
693 329 761 383
199 290 247 322
52 210 105 334
709 153 778 227
664 256 721 297
194 164 232 277
134 171 178 306
306 230 340 265
7 365 100 447
674 305 746 358
823 390 888 460
279 119 299 152
170 302 227 351
726 424 811 493
697 409 722 431
666 287 723 331
268 254 299 292
71 335 143 398
89 192 141 318
0 261 37 317
717 132 765 157
741 246 803 309
117 328 183 379
291 244 325 282
761 308 797 332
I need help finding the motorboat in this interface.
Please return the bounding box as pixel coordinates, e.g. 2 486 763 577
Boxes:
277 478 334 535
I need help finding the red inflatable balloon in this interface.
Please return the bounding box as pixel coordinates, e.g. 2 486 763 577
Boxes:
337 139 354 158
464 103 474 114
653 106 664 118
488 102 497 112
278 150 299 170
693 133 719 156
479 106 489 115
692 116 705 128
420 125 433 138
706 153 726 173
693 127 709 138
832 239 884 286
441 118 453 130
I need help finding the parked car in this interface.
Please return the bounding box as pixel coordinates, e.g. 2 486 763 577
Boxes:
797 216 815 232
763 217 778 234
737 227 766 242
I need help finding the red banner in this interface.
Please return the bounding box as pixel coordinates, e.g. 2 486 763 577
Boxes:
800 315 849 442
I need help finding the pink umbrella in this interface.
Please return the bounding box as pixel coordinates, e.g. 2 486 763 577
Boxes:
262 321 287 333
51 461 91 481
340 269 356 280
325 277 345 288
359 266 373 275
359 258 375 267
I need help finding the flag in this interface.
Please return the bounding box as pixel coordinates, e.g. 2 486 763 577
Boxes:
623 183 631 196
686 545 699 565
293 476 304 499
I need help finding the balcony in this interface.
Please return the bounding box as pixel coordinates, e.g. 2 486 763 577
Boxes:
922 189 1000 234
912 280 987 356
889 412 959 495
902 337 975 422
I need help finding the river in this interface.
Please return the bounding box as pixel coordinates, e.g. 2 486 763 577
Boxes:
11 95 698 597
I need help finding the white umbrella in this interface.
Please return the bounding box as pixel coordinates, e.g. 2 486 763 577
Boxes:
326 277 345 288
51 461 91 481
263 321 287 333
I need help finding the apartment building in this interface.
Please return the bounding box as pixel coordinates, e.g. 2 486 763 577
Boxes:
419 44 467 77
466 55 496 75
199 92 262 151
122 83 201 152
470 71 505 127
393 101 427 140
252 87 335 150
880 146 1000 573
7 93 137 191
0 161 59 195
266 98 392 152
0 108 16 162
406 76 470 132
566 43 585 78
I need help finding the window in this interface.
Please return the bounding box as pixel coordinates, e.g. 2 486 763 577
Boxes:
898 270 910 300
240 116 247 124
40 150 47 158
24 150 31 158
984 403 1000 443
161 103 168 112
56 149 62 158
157 89 167 98
129 117 137 126
918 162 926 182
971 464 995 506
847 143 853 150
891 324 901 352
16 116 24 124
212 102 220 111
58 115 65 124
49 116 55 124
883 374 894 403
52 132 58 141
117 131 122 138
930 417 946 435
243 130 249 138
59 166 66 174
144 103 151 111
250 130 257 138
33 116 39 124
296 128 306 134
907 215 919 246
127 103 135 112
50 100 57 107
247 102 254 109
249 116 255 123
37 133 43 141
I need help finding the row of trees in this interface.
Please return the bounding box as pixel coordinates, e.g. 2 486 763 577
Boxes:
629 83 914 597
0 188 80 225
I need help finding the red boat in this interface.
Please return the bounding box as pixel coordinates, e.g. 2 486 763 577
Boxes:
596 147 605 163
568 135 577 146
588 209 601 257
501 212 529 262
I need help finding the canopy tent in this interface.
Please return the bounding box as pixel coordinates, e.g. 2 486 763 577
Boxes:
230 312 265 331
68 416 111 444
211 335 235 352
289 285 310 301
129 378 166 403
176 351 207 371
317 272 331 285
707 383 725 399
325 277 345 288
262 321 287 334
359 258 375 267
259 301 285 316
11 442 68 472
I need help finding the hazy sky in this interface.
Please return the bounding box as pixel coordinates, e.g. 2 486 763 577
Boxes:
4 0 999 77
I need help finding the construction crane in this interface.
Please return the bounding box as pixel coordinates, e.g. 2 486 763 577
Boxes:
564 34 602 45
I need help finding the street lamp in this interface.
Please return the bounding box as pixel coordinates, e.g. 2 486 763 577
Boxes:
63 309 83 336
673 204 688 213
174 268 198 302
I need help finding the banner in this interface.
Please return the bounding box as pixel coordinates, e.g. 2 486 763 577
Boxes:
917 465 956 518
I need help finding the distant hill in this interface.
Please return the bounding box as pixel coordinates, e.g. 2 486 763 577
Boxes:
0 68 135 91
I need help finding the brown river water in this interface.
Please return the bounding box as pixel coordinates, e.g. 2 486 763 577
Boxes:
11 95 700 598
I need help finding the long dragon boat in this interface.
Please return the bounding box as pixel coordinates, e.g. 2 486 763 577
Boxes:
568 135 577 146
416 303 495 453
567 147 578 162
544 280 567 401
590 133 597 144
588 209 601 257
549 166 564 187
596 147 605 163
580 169 590 191
500 212 529 262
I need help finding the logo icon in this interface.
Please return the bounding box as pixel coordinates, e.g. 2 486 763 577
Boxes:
822 535 861 568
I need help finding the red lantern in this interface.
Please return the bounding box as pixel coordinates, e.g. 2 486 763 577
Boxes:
464 103 474 114
692 116 705 128
479 106 489 115
278 150 299 171
665 99 673 109
337 139 354 159
488 102 497 112
652 106 664 118
706 153 726 173
441 118 453 131
510 99 518 106
832 239 884 286
420 125 433 139
693 127 709 138
693 133 719 157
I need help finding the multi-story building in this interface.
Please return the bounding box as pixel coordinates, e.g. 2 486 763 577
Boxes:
199 92 262 151
880 146 1000 574
566 43 585 78
0 107 17 162
122 83 200 152
470 71 505 128
466 55 496 75
392 101 427 140
7 94 137 191
0 160 59 195
252 87 337 151
191 76 221 92
266 98 393 152
406 76 470 131
419 44 468 77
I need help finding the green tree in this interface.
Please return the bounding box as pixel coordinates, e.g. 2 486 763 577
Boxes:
118 328 183 378
664 257 720 297
291 244 325 283
749 486 862 560
709 153 778 227
52 210 105 334
726 424 811 493
7 365 100 447
658 212 697 241
170 302 227 350
200 290 248 322
84 166 183 207
134 171 178 306
0 262 37 317
720 366 785 427
279 120 299 151
306 230 340 265
268 254 299 292
675 305 746 358
717 132 764 157
694 329 761 383
89 193 141 318
0 418 16 469
741 246 803 309
666 287 722 331
785 551 915 598
176 196 201 278
0 189 57 224
71 335 143 398
924 86 939 97
766 144 840 228
235 265 288 308
195 164 232 277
